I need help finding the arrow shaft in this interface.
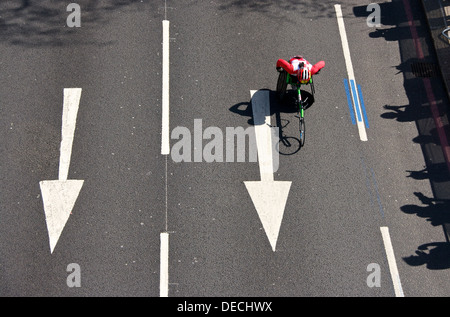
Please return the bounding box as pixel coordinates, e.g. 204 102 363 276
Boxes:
59 88 82 181
253 124 274 182
250 90 277 181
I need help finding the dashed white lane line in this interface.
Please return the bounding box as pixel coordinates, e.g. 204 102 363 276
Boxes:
161 19 170 155
160 232 169 297
160 17 171 297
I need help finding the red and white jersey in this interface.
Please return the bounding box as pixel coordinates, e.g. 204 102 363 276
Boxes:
276 56 325 84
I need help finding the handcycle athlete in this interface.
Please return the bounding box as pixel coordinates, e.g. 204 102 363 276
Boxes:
276 55 325 146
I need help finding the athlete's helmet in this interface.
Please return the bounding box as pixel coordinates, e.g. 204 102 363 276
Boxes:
298 63 311 84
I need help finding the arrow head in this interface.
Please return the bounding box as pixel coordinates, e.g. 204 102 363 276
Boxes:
39 179 84 253
244 181 291 252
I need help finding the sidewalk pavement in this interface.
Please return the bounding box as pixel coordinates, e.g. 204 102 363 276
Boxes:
421 0 450 101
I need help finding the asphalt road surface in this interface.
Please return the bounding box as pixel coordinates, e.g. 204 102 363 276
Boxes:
1 0 450 297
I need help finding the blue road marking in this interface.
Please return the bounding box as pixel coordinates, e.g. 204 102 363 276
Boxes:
343 79 356 125
357 84 369 129
350 79 362 123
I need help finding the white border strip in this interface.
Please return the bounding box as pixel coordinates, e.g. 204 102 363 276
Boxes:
380 227 404 297
161 20 170 155
335 4 368 142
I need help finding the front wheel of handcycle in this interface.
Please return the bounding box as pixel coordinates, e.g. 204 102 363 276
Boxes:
299 118 305 147
276 70 287 101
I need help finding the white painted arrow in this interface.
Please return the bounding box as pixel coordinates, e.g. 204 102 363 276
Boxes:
39 88 84 254
244 90 291 252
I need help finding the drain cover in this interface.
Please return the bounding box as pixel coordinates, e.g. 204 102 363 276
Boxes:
411 62 440 78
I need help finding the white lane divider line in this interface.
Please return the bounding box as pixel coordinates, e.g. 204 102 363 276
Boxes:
160 232 169 297
160 17 171 297
380 227 405 297
161 19 170 155
335 4 368 142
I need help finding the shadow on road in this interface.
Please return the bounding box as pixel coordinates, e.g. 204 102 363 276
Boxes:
403 242 450 270
229 88 316 155
0 0 155 47
217 0 357 19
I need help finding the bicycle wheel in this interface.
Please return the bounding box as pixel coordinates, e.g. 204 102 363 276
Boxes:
276 71 287 100
310 77 315 97
299 117 305 147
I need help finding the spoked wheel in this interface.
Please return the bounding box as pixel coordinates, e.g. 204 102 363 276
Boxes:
276 70 288 101
299 117 305 147
310 77 315 97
